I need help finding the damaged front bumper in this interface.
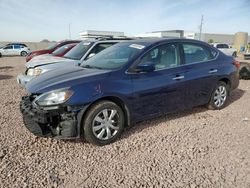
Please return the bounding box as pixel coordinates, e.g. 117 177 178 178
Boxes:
20 96 85 139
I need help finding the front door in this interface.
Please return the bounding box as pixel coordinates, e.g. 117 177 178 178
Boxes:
130 43 187 121
2 45 14 55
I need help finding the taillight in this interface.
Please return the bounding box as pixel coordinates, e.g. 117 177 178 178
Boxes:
233 59 240 69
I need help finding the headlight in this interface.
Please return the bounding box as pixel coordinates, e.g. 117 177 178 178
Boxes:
26 68 42 76
34 88 74 106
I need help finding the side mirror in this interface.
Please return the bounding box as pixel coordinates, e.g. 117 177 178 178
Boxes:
76 61 82 66
87 53 96 59
135 62 155 73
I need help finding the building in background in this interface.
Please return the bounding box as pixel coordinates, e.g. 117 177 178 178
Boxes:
134 30 250 44
79 30 125 40
134 30 182 38
135 30 199 40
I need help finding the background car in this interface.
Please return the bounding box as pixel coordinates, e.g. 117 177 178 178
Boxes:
28 43 79 63
0 43 30 57
17 38 130 85
212 43 237 57
50 43 79 57
25 40 81 62
20 38 240 145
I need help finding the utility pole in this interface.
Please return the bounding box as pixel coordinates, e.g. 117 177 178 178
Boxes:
199 15 204 40
69 23 71 39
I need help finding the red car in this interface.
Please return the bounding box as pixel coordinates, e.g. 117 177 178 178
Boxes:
50 43 79 57
26 40 81 62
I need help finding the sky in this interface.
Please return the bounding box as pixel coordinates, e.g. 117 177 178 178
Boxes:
0 0 249 42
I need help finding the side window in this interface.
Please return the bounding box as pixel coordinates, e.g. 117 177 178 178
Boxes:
4 45 13 50
139 44 180 71
86 43 114 59
211 48 218 58
224 44 229 48
216 44 224 48
95 43 114 53
183 43 212 64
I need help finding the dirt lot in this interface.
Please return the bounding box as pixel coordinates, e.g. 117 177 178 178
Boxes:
0 57 250 188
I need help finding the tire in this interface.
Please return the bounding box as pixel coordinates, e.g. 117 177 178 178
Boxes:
83 101 125 146
232 52 237 57
207 81 229 110
20 51 28 57
0 53 2 58
239 63 250 80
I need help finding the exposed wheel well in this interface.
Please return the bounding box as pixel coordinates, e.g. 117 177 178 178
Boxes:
219 78 231 89
80 96 131 133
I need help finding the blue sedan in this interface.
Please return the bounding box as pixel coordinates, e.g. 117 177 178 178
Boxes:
20 38 240 145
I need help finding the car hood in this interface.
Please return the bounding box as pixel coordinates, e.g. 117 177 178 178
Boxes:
30 49 51 55
26 65 112 94
26 55 75 68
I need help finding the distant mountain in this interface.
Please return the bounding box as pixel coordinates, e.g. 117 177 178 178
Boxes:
40 39 50 43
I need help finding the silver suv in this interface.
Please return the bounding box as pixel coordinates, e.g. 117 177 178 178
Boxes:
17 39 129 86
0 43 30 57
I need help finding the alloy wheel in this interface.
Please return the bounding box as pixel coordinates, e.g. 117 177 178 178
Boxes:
21 51 28 56
92 109 120 140
213 86 227 108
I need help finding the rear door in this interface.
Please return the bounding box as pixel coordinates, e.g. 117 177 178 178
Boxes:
130 43 188 121
13 45 21 55
181 42 219 107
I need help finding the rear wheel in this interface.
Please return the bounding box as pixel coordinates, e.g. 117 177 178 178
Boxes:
207 81 229 110
83 101 125 146
20 51 28 57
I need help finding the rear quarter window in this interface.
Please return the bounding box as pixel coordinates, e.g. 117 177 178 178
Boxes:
183 43 217 64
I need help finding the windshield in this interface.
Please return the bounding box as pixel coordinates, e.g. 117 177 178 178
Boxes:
63 42 92 60
82 42 144 70
46 43 58 50
52 44 72 55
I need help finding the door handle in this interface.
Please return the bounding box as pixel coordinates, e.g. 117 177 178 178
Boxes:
173 75 184 81
209 69 218 74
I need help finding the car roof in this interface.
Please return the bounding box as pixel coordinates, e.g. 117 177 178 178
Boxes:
76 39 132 45
72 38 211 47
58 40 82 43
115 37 210 47
7 43 27 46
60 42 79 47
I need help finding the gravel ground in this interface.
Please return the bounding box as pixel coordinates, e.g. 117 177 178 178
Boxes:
0 57 250 188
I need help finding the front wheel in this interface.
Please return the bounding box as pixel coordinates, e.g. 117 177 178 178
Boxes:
20 51 28 57
232 52 237 57
207 81 229 110
83 101 125 146
0 53 2 58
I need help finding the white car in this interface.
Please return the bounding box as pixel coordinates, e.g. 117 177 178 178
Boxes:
0 43 30 57
212 43 237 57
